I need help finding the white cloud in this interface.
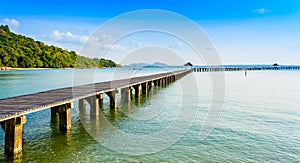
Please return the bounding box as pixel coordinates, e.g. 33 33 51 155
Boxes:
0 18 20 31
45 30 127 56
253 8 272 14
131 40 142 47
49 30 89 44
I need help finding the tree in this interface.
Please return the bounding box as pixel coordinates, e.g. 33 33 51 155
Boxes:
0 25 10 32
0 25 120 68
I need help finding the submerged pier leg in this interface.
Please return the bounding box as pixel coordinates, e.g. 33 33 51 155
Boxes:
158 79 162 87
1 116 26 156
162 78 166 87
106 90 118 110
86 94 102 120
153 80 158 87
121 87 131 102
166 77 169 85
172 75 175 82
51 107 58 117
98 93 104 109
57 103 73 132
133 85 141 106
87 96 99 117
78 98 87 119
141 82 148 94
79 98 87 110
148 81 152 91
133 85 140 98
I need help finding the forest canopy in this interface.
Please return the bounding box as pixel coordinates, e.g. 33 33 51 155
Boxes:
0 25 119 68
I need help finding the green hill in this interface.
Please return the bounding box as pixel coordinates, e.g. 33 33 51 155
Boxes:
0 25 119 68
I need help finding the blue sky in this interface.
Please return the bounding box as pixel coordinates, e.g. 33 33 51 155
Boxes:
1 0 300 65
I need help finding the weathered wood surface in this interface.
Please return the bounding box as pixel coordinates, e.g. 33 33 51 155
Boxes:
0 69 191 122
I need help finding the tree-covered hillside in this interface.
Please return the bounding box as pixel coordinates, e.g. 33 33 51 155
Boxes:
0 25 119 68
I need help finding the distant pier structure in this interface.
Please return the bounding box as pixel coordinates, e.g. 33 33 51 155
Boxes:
192 64 300 72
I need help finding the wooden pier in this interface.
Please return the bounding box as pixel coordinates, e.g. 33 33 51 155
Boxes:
0 69 191 156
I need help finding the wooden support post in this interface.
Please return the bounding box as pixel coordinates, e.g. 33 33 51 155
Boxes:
121 88 125 101
79 99 86 109
50 106 59 123
78 98 87 114
126 87 131 101
153 80 158 87
148 81 152 91
141 82 148 94
58 103 73 132
121 87 131 102
106 90 118 110
160 78 163 87
162 78 165 87
133 85 140 98
87 96 99 117
157 79 161 87
166 76 169 85
51 107 58 117
98 93 103 109
1 116 26 156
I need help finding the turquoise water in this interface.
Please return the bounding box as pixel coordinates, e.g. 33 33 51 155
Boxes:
0 68 299 162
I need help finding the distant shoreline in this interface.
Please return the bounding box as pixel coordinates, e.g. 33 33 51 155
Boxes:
0 67 121 71
0 67 72 71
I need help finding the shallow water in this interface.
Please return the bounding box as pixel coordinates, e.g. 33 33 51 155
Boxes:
0 68 299 162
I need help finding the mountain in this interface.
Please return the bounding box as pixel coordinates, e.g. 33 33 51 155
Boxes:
150 62 169 67
128 63 149 67
128 62 169 67
0 25 118 68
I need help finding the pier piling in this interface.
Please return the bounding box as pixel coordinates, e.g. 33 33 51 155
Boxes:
1 116 26 156
121 87 132 102
57 102 73 132
141 82 148 94
106 90 118 110
133 85 140 98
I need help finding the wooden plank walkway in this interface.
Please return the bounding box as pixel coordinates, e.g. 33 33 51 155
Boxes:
0 69 191 122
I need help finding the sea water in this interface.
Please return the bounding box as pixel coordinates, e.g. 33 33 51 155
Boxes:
0 68 299 162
